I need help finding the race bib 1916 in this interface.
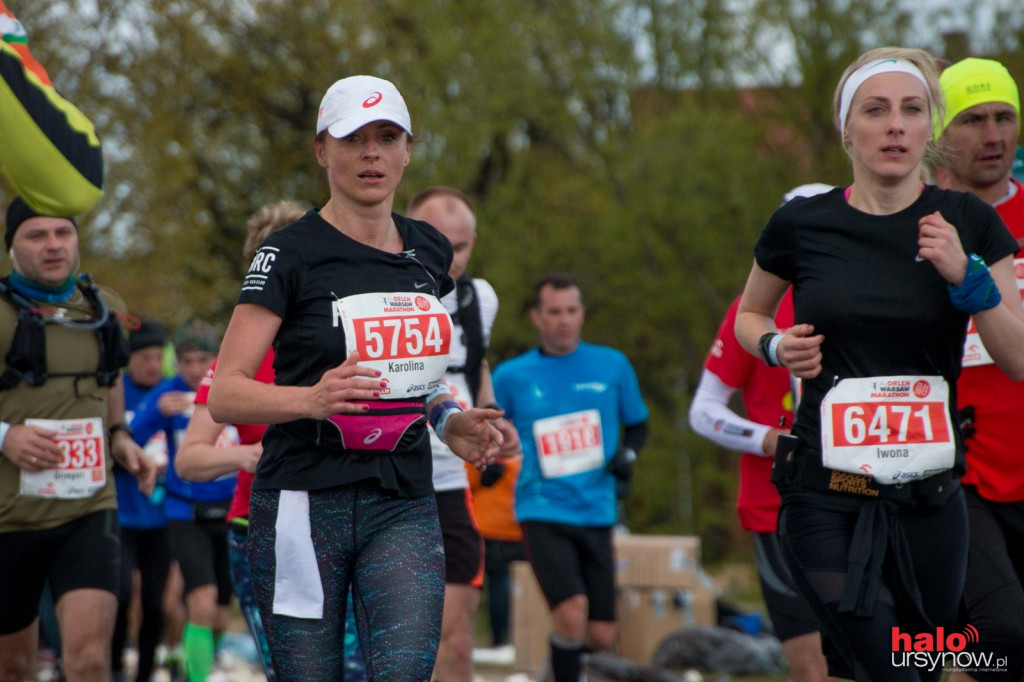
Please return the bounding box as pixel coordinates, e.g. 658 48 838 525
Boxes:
820 376 954 485
20 417 106 499
532 409 605 478
335 292 453 398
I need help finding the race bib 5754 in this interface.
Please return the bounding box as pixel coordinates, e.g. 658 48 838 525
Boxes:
334 292 453 397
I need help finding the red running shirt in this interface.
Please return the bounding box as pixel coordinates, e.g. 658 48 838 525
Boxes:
958 179 1024 502
194 350 275 521
703 293 794 532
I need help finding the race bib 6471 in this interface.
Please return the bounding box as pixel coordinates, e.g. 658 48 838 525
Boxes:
820 376 954 485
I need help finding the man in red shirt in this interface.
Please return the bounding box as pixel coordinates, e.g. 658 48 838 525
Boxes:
689 184 836 682
937 57 1024 682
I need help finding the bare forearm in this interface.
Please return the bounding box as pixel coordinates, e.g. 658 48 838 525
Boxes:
735 311 777 357
475 360 497 407
176 443 255 482
735 261 789 356
207 377 311 425
971 258 1024 381
974 306 1024 380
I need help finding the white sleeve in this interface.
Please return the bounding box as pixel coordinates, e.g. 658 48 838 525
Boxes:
473 278 499 345
688 369 772 456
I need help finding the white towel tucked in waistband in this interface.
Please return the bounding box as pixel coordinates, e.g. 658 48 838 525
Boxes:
272 490 324 619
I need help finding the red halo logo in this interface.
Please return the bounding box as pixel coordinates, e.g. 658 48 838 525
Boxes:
414 296 430 311
912 380 930 398
363 92 382 108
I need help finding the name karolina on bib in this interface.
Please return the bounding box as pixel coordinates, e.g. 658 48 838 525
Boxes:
333 292 453 398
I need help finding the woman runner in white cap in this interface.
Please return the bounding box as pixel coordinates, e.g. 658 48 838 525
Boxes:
208 75 504 680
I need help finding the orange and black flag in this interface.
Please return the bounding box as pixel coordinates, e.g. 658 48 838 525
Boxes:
1 1 103 217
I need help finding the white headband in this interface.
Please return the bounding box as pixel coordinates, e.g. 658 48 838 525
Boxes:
838 58 931 133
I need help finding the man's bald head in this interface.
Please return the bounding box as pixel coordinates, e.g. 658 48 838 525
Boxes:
407 187 477 279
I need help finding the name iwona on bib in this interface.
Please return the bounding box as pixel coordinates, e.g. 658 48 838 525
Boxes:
820 376 954 485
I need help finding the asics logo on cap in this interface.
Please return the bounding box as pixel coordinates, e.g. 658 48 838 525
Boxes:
363 92 383 108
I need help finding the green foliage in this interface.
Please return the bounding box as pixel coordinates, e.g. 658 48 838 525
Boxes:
6 0 1024 563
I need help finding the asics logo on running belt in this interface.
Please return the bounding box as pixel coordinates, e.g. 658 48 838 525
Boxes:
364 428 383 444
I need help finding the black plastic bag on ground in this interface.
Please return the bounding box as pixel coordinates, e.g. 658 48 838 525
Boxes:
652 625 788 675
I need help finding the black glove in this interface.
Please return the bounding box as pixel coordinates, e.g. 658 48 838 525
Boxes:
480 462 506 487
607 446 636 482
958 405 976 441
608 447 637 500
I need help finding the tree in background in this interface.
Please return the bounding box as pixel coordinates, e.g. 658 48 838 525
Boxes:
5 0 1022 562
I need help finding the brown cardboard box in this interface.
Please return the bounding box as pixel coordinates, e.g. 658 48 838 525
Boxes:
615 583 716 664
614 534 701 588
511 536 709 675
511 561 552 673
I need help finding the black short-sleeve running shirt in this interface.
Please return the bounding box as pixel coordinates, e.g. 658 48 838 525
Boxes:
755 186 1018 482
236 210 454 496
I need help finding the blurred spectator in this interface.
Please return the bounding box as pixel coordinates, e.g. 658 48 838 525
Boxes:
467 455 526 649
132 320 232 682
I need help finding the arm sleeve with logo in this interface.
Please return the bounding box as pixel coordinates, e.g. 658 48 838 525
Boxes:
691 298 772 453
690 369 771 454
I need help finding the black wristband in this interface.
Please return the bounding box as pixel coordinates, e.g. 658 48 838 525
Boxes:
108 422 134 441
757 332 782 367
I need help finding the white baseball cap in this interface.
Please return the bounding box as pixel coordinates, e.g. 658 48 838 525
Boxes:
316 75 412 139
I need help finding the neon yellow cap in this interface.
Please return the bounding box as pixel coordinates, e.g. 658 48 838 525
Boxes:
938 57 1020 137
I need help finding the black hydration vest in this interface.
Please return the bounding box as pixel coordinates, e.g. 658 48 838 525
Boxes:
0 274 130 390
450 274 485 402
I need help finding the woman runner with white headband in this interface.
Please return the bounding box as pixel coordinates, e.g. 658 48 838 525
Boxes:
735 47 1024 680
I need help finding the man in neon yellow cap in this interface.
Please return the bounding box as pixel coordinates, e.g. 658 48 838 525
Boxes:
936 57 1024 682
